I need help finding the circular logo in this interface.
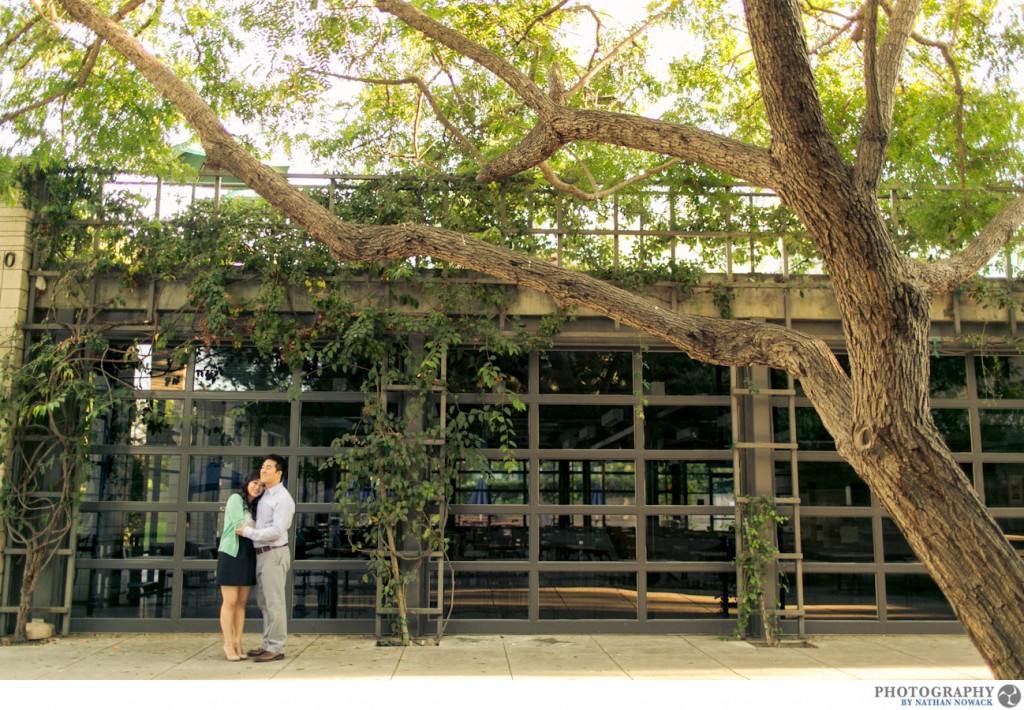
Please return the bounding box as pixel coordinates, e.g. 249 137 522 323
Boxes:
999 685 1022 709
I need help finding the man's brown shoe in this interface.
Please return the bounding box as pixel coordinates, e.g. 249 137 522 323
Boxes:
252 651 285 663
246 648 266 657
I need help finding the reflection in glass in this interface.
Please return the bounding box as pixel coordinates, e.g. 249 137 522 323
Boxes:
803 573 877 619
447 350 529 394
300 401 365 446
101 343 186 392
293 570 375 619
983 463 1024 507
647 516 734 562
801 461 870 506
193 347 292 391
881 518 917 562
298 456 345 503
72 568 172 618
76 512 176 559
979 410 1024 452
539 350 633 394
643 352 729 396
93 398 183 446
929 356 967 398
647 572 736 619
774 460 793 497
454 460 528 505
932 409 971 451
183 512 222 560
644 406 731 450
294 513 366 560
976 355 1024 399
539 572 638 619
191 400 290 447
439 572 529 619
450 403 528 449
646 460 733 508
448 514 528 560
539 460 634 505
801 517 874 562
538 405 634 449
886 574 955 620
301 354 368 392
187 455 266 502
83 455 180 502
785 407 835 451
180 573 261 619
539 515 637 561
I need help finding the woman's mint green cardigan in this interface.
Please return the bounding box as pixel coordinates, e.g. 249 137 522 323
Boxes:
218 493 247 557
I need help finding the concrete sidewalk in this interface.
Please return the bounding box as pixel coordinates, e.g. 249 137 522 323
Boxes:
0 633 993 681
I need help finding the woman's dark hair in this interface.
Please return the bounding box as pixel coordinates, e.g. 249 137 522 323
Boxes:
238 471 263 517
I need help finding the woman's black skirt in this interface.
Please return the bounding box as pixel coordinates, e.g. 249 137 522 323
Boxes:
216 536 257 587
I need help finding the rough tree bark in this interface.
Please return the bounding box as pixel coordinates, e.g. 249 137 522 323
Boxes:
52 0 1024 677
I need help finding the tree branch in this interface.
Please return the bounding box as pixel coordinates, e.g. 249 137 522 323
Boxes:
915 195 1024 294
853 0 922 191
538 158 680 201
377 0 778 189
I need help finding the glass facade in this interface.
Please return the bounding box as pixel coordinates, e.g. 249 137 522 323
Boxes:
51 346 1024 632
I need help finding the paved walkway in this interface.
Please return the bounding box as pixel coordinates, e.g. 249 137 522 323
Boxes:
0 632 992 681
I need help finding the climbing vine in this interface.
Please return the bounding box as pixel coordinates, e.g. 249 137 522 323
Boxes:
735 496 788 646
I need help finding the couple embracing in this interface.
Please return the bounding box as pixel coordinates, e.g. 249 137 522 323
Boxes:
216 454 295 662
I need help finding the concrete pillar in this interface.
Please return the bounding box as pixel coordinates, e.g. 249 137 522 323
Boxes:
0 206 33 616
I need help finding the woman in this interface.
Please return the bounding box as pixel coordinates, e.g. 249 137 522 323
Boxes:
216 472 264 661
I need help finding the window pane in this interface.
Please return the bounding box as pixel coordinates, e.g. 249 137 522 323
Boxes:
451 403 528 449
293 570 374 619
647 517 735 562
979 410 1024 452
539 405 634 449
882 518 917 562
300 401 364 446
184 511 222 560
539 460 635 505
441 572 529 619
539 572 638 619
801 461 870 506
301 354 368 392
539 515 637 561
180 574 261 619
72 568 172 619
645 406 731 450
643 352 729 396
76 512 176 559
93 398 184 446
539 351 633 394
983 463 1024 507
297 456 344 504
454 460 529 505
294 513 366 560
976 355 1024 399
929 356 967 398
932 409 971 451
100 343 187 392
647 572 736 619
83 455 180 503
803 573 877 619
801 517 874 562
791 407 835 451
447 350 529 395
187 455 266 503
191 400 291 447
448 514 529 561
193 347 292 392
886 574 955 620
646 460 733 507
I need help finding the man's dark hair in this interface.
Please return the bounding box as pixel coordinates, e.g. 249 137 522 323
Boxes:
265 453 287 477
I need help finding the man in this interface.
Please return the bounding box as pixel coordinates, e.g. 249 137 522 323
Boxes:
237 454 295 662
